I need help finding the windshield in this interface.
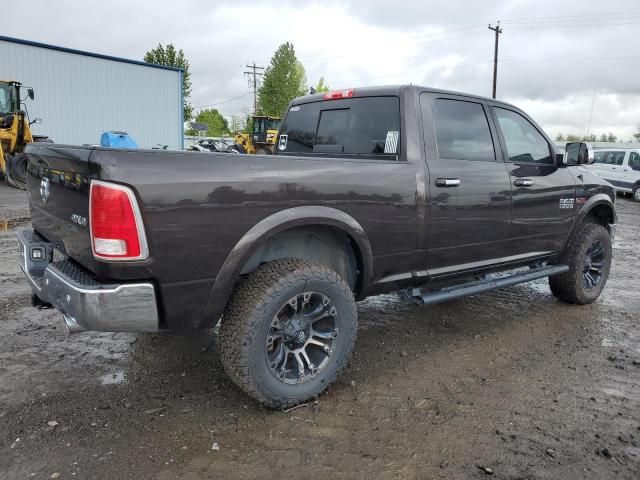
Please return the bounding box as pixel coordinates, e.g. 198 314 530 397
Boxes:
0 83 17 114
253 117 281 133
265 118 280 131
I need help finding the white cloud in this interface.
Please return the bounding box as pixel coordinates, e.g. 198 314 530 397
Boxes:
4 0 640 138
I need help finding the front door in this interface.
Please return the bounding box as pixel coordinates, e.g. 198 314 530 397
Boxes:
490 105 577 259
420 93 512 274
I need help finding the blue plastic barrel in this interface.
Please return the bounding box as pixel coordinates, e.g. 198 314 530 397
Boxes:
100 131 138 149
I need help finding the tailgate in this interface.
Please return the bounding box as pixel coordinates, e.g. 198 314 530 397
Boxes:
25 144 96 271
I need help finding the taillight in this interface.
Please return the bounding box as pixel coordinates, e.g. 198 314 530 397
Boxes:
89 180 148 261
323 89 355 101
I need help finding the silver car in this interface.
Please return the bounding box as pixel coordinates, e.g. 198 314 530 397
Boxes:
590 148 640 201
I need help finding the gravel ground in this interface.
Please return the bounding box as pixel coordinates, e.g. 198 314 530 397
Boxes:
0 183 639 479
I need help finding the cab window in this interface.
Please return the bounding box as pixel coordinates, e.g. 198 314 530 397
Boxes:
278 97 401 159
432 99 496 161
494 107 552 165
629 152 640 171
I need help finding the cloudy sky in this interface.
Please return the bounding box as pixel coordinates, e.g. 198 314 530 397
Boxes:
6 0 640 140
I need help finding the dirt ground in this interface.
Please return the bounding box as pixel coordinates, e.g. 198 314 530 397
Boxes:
0 182 639 480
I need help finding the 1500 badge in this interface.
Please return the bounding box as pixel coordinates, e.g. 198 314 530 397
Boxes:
559 198 575 209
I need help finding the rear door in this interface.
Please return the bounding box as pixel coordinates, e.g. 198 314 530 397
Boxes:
490 105 576 258
420 93 512 273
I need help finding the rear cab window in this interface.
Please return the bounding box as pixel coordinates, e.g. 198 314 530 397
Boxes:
277 96 401 160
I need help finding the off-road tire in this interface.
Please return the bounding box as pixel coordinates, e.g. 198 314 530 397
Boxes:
219 259 357 408
549 223 612 304
255 147 271 155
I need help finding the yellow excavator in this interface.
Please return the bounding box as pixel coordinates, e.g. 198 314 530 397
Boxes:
232 115 281 155
0 80 48 189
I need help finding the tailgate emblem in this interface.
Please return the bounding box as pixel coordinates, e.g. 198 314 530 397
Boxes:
40 177 50 204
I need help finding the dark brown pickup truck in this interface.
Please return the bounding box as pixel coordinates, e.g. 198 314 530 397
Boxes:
19 85 616 407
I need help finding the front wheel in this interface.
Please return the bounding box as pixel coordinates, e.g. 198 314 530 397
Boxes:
633 184 640 202
549 223 612 304
219 259 358 408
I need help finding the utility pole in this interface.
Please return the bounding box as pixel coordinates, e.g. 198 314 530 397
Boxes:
488 21 502 99
244 62 265 114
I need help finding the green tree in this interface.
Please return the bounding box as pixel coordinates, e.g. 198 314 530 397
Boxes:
144 43 193 121
314 77 330 92
633 124 640 142
258 43 307 117
229 115 244 133
243 115 255 134
582 134 597 142
555 133 565 142
193 108 229 136
566 134 581 142
599 133 608 142
606 132 617 142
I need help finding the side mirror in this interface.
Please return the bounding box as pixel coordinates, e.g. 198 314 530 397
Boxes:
564 142 594 166
29 117 43 126
27 88 35 100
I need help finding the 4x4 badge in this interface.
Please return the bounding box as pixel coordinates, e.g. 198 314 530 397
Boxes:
40 177 50 204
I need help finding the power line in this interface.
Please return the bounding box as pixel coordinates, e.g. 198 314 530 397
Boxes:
192 92 252 110
488 21 502 99
190 30 487 77
500 11 640 24
244 62 264 114
506 21 640 30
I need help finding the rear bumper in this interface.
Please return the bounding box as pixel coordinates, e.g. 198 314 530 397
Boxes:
18 229 158 333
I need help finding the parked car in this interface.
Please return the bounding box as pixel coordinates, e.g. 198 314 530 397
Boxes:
589 148 640 201
187 139 234 153
19 85 616 408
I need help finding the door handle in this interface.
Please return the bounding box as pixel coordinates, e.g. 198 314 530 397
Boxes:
514 178 533 187
435 178 461 187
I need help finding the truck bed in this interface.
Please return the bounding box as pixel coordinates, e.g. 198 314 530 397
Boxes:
25 143 418 328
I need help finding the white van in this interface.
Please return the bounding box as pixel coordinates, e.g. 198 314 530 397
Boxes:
590 149 640 201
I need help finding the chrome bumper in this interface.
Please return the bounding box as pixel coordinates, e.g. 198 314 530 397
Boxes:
18 229 158 333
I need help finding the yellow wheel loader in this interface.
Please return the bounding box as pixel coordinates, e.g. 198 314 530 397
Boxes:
232 115 280 155
0 80 48 190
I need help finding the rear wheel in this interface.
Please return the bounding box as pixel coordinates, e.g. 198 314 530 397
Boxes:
633 184 640 202
255 147 271 155
219 259 357 408
549 223 612 304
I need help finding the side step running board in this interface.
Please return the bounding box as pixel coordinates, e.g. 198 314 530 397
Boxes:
412 264 569 306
